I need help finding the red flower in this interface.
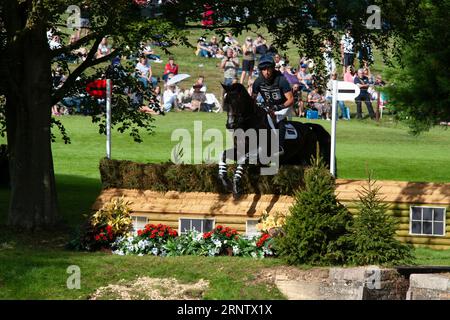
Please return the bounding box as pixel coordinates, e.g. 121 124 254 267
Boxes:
203 232 212 239
158 231 164 237
95 235 100 241
216 225 223 230
226 233 231 238
137 230 143 236
150 234 156 239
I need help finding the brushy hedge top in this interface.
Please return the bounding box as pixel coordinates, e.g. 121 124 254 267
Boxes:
99 158 307 195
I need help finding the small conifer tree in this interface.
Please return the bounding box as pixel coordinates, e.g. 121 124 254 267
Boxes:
275 157 352 265
345 174 414 266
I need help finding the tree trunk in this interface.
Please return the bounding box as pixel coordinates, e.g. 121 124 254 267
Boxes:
5 22 59 230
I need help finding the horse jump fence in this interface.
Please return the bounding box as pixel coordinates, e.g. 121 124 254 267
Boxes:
93 179 450 250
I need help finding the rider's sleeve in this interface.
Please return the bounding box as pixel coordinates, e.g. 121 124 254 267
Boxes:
251 79 260 98
279 77 292 94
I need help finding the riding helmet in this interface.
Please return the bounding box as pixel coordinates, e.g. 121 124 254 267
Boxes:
258 54 275 70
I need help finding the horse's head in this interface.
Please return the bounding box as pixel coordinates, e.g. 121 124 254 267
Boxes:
222 83 254 130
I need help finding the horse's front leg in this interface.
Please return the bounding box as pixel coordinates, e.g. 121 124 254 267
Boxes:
232 164 244 199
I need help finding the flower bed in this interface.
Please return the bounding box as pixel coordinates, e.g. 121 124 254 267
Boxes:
112 224 275 258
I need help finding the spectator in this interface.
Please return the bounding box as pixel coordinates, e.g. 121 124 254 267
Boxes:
308 87 331 120
163 56 179 82
344 65 355 83
196 37 212 58
224 32 240 52
135 56 157 89
140 41 162 62
163 84 179 112
76 2 91 39
297 64 313 92
283 65 300 87
185 84 208 112
254 34 268 55
354 68 375 119
291 83 304 117
215 48 225 59
240 37 256 85
340 27 355 77
140 86 163 115
49 35 62 50
189 76 207 95
274 54 285 72
326 73 349 120
96 37 111 59
209 36 220 57
221 48 239 86
358 36 374 69
322 38 336 76
363 67 374 85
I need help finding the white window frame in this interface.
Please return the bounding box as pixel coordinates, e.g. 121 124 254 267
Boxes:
409 206 446 237
178 218 215 234
131 216 148 235
245 219 261 238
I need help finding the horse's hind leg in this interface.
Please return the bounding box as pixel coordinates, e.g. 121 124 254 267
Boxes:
232 164 244 199
218 150 232 192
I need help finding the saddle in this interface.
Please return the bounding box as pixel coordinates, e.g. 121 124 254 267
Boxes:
266 114 298 140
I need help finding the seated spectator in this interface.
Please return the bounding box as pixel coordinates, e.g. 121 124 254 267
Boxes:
135 56 157 89
297 64 313 92
140 86 163 115
308 87 331 120
96 37 111 59
223 32 240 52
189 76 207 94
163 56 179 82
184 84 208 112
139 41 162 62
254 34 268 55
49 35 62 50
215 48 225 59
163 84 179 112
209 36 220 57
283 65 300 87
196 37 213 58
292 83 304 117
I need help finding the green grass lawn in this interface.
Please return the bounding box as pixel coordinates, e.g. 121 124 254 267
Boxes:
1 28 450 300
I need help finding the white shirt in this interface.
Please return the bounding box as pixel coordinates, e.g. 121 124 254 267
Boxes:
341 34 354 54
135 62 151 77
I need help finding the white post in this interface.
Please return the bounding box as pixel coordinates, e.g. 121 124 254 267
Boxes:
330 80 338 176
106 79 112 159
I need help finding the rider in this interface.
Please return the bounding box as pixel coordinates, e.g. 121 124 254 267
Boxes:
252 54 294 156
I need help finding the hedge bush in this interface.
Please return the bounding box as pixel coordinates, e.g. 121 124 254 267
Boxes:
99 158 306 195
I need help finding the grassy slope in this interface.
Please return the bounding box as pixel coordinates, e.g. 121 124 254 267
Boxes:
0 27 449 300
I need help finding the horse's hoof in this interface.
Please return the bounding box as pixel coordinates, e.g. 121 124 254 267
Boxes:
232 191 242 200
219 175 232 192
232 179 243 199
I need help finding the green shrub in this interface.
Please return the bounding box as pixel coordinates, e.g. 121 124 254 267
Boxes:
343 176 415 266
275 158 352 265
99 158 306 195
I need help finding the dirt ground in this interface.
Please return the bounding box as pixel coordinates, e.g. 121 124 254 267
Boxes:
89 277 210 300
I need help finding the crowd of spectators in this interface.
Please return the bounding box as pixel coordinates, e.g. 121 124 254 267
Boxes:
48 16 387 120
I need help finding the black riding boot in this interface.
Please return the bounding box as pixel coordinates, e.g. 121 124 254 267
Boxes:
277 120 286 155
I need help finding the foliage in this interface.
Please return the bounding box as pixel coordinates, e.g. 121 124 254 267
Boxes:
257 210 287 236
275 157 352 265
67 197 133 251
100 158 306 195
384 0 450 134
343 175 415 266
112 224 274 258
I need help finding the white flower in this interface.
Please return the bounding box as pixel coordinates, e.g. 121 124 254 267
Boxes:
152 247 159 256
195 233 203 242
138 253 144 257
251 252 257 258
232 246 240 255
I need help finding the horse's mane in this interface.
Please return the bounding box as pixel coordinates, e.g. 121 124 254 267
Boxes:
224 83 255 114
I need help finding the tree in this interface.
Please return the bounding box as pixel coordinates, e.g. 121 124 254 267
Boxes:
0 0 427 230
384 0 450 134
344 175 414 266
275 158 352 265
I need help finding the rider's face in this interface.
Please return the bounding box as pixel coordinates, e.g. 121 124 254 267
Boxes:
261 68 273 79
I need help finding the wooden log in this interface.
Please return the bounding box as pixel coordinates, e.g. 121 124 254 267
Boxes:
395 236 450 246
131 212 259 224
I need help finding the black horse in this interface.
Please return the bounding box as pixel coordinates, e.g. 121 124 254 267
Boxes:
218 83 332 198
